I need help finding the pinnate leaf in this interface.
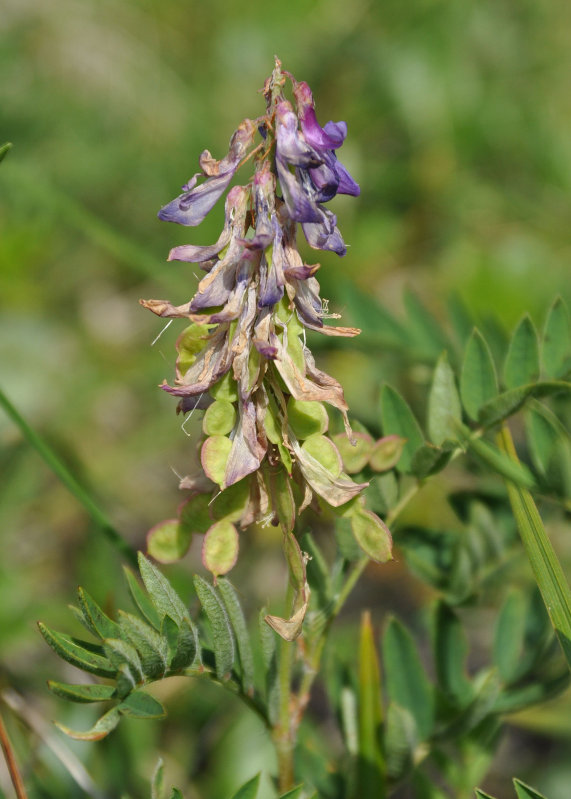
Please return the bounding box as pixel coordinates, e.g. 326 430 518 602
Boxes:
124 566 162 630
542 296 571 379
230 774 260 799
217 578 255 693
118 689 166 719
38 624 116 678
138 552 189 626
357 611 385 796
47 681 116 703
194 575 235 679
427 352 462 445
493 590 526 683
460 329 498 420
513 779 548 799
479 380 571 428
504 315 540 389
56 707 121 741
77 587 120 639
380 385 424 472
383 616 434 740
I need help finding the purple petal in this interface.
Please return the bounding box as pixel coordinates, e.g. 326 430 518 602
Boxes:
276 155 322 223
332 157 360 196
302 207 347 256
293 82 347 150
275 102 322 168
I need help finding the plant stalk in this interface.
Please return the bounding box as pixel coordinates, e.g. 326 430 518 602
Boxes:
0 710 28 799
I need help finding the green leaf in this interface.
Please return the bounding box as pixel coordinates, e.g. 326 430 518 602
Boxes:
404 289 450 359
493 590 526 683
123 566 162 630
152 758 164 799
169 790 183 799
542 296 571 379
411 442 454 479
118 611 169 679
447 293 474 351
384 703 417 780
475 790 497 799
169 616 199 671
278 787 304 799
460 329 498 421
230 774 260 799
0 142 13 163
383 617 434 740
77 587 120 640
301 533 332 608
441 669 500 738
433 602 472 705
504 315 540 389
217 578 255 693
350 506 393 563
138 553 189 626
427 352 462 445
357 611 385 797
380 385 424 473
526 405 567 477
104 638 144 683
56 707 121 741
513 778 548 799
492 670 569 714
47 681 116 703
339 278 410 348
118 690 166 719
194 576 235 679
38 624 116 677
147 519 192 564
479 380 571 428
498 427 571 669
202 520 239 577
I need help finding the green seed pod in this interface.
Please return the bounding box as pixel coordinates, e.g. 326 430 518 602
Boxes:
332 431 373 473
176 324 209 376
209 371 239 402
201 435 233 488
203 399 237 436
301 434 343 478
202 520 239 577
210 478 251 523
369 436 406 472
147 519 191 564
350 505 392 562
288 398 329 440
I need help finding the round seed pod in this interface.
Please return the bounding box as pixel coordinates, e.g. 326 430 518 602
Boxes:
301 434 343 478
201 435 232 488
203 399 237 436
288 398 329 440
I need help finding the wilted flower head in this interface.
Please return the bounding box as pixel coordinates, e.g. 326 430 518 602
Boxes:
142 59 391 625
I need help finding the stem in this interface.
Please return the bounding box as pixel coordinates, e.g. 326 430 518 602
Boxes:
0 710 28 799
273 581 296 793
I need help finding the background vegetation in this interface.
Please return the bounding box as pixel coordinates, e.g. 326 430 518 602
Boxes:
1 0 571 796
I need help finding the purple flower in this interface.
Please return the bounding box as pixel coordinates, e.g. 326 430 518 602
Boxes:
157 119 256 226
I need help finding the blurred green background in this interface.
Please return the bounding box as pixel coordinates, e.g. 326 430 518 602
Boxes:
1 0 571 796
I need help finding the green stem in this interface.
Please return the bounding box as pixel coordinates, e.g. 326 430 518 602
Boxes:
273 581 296 793
0 386 138 567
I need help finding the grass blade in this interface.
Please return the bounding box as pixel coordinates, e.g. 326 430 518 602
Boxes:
498 426 571 669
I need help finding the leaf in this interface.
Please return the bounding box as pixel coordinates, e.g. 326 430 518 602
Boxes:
379 385 424 473
104 638 144 683
38 624 116 678
447 293 474 351
194 576 235 679
440 669 500 738
493 590 526 683
433 602 472 706
0 142 13 163
118 611 169 679
138 553 190 626
492 670 569 714
202 520 239 577
123 566 162 630
118 690 166 719
356 611 385 797
217 578 255 693
475 790 497 799
382 616 434 740
56 707 121 741
169 616 199 671
302 533 332 607
526 405 567 477
513 779 548 799
384 703 417 780
278 787 304 799
350 506 393 563
411 442 454 479
152 758 164 799
169 791 183 799
478 381 571 428
427 352 462 445
147 519 192 564
460 329 498 421
542 296 571 379
77 587 120 640
498 427 571 669
230 774 260 799
503 315 540 389
340 278 410 347
47 681 116 703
